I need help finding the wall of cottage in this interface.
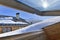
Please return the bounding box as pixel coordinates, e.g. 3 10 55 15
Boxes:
0 25 25 33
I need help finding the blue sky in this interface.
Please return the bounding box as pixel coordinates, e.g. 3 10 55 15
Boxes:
0 5 55 21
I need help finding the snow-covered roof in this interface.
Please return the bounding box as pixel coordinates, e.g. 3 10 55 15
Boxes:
0 20 28 24
0 16 60 37
0 15 28 23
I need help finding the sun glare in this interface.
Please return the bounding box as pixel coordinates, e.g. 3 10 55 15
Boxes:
42 2 49 8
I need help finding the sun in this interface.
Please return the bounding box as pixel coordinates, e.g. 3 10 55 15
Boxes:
42 2 49 8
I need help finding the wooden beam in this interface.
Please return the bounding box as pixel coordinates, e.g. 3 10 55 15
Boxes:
0 0 40 13
38 11 60 16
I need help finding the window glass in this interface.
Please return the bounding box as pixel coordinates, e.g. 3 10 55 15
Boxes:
17 0 60 11
2 27 12 33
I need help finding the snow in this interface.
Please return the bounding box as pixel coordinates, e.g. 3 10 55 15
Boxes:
0 16 60 37
0 20 27 24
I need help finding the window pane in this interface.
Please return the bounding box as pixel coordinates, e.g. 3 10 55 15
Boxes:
2 27 12 33
17 0 60 11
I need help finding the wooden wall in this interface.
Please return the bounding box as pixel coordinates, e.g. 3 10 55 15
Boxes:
11 26 21 31
43 22 60 40
0 31 46 40
0 26 25 33
0 27 2 33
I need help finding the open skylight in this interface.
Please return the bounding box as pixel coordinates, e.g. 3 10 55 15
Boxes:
0 16 60 37
17 0 60 11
